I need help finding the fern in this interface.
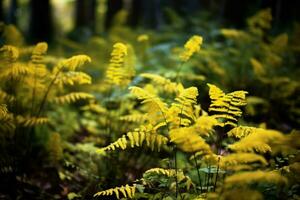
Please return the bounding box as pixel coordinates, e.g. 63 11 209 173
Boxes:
129 86 168 123
94 184 136 199
228 129 285 153
16 115 49 127
52 55 91 74
227 126 260 138
51 92 94 104
140 73 180 94
106 42 135 86
170 127 211 153
97 124 168 153
180 35 203 62
120 113 148 123
31 42 48 64
207 84 248 127
54 71 92 88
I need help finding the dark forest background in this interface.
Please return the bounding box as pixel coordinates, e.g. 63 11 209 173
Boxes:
0 0 299 44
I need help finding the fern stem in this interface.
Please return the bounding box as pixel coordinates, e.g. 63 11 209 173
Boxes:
175 62 184 83
213 157 220 192
36 69 61 117
174 147 179 198
193 153 202 194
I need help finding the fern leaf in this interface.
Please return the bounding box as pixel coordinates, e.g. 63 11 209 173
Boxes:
53 55 91 74
54 71 92 87
228 129 285 153
97 124 168 153
207 84 248 127
227 126 259 138
120 113 148 123
94 184 136 199
52 92 94 104
31 42 48 64
129 86 168 123
16 115 49 127
140 73 180 94
180 35 203 62
0 45 19 62
106 42 134 86
170 127 211 153
0 62 33 79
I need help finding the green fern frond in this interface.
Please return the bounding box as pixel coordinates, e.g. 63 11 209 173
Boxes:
52 92 94 104
207 84 248 127
97 124 168 153
94 184 136 199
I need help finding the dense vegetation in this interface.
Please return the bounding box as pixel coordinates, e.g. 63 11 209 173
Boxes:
0 5 300 200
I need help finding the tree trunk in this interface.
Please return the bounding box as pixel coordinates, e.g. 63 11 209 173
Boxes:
29 0 53 43
75 0 97 32
105 0 123 29
8 0 18 25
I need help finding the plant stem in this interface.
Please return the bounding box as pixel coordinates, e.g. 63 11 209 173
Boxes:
193 153 202 194
174 147 178 198
213 157 220 192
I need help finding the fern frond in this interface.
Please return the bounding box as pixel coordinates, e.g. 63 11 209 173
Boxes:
0 62 33 79
16 115 49 127
207 84 248 127
225 171 287 187
168 87 199 128
0 104 8 118
52 92 94 104
180 35 203 62
170 127 211 153
144 168 176 177
0 45 19 62
228 129 285 153
0 90 15 102
97 124 168 153
120 113 148 123
31 42 48 64
221 153 268 168
194 116 219 136
54 71 92 87
129 86 168 122
227 126 259 138
53 55 91 74
106 42 134 86
140 73 180 94
94 184 136 199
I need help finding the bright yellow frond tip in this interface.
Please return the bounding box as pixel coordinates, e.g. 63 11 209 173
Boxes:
0 45 19 61
180 35 203 62
94 184 136 199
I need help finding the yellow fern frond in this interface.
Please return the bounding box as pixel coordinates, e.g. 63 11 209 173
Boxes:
225 171 287 187
227 126 259 138
106 42 134 86
140 73 180 94
0 62 33 79
54 71 92 88
180 35 203 62
194 116 219 136
207 84 248 127
31 42 48 63
221 153 268 168
0 104 8 118
129 86 168 123
221 29 251 41
144 168 176 177
120 113 148 123
97 124 168 153
48 132 63 163
168 86 199 128
53 55 91 74
228 129 285 153
0 45 19 62
16 116 49 127
52 92 94 104
94 184 136 199
170 127 211 153
247 8 272 36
